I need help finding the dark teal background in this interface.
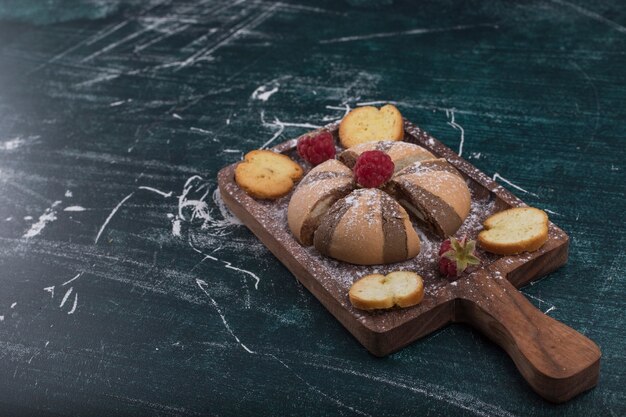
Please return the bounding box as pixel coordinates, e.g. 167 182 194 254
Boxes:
0 1 624 416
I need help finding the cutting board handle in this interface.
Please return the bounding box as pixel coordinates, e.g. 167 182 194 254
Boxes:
454 272 601 403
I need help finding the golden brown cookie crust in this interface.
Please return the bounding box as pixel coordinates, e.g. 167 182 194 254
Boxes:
478 207 549 255
339 104 404 148
235 150 303 199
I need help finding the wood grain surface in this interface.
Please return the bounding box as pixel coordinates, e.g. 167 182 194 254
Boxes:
0 0 624 416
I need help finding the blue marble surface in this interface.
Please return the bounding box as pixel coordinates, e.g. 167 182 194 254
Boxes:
0 0 624 415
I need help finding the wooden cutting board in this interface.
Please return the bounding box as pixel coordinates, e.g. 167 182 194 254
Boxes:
217 120 601 403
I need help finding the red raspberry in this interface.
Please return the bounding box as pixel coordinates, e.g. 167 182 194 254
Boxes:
297 131 336 166
353 150 395 188
438 236 480 277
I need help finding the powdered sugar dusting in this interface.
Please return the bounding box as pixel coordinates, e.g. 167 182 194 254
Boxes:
341 189 380 229
254 153 499 297
223 119 567 354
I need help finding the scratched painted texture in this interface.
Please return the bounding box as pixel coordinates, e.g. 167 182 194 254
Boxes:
0 0 624 416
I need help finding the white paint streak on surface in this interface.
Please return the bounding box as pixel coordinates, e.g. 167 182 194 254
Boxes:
274 2 337 14
446 109 465 157
190 127 211 134
260 120 285 149
94 192 135 244
492 173 539 197
62 273 82 287
189 241 218 262
223 262 260 290
251 83 279 101
176 4 279 69
0 137 26 150
260 111 321 149
93 176 239 242
134 23 191 52
524 293 557 314
321 24 498 43
356 100 399 106
194 279 369 415
44 286 55 298
85 21 129 46
172 218 182 237
549 0 626 34
59 287 73 308
24 20 129 75
268 354 371 416
306 363 517 417
67 293 78 315
174 176 243 236
0 135 39 150
64 206 87 212
278 121 322 129
23 201 62 238
323 104 351 121
95 185 175 243
75 71 121 88
189 240 258 288
196 279 254 353
177 176 210 222
213 188 242 226
138 186 174 198
81 19 166 62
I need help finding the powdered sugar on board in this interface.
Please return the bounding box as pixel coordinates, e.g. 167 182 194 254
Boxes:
220 120 573 342
251 147 500 297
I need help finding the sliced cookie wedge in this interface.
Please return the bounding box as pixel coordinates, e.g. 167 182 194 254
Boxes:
387 161 471 238
287 159 354 246
313 189 420 265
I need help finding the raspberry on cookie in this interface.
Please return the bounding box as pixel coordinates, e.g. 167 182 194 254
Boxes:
353 150 395 188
